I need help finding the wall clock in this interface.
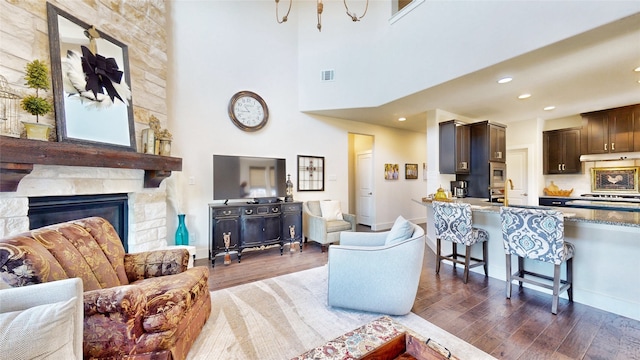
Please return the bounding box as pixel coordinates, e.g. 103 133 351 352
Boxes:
228 91 269 132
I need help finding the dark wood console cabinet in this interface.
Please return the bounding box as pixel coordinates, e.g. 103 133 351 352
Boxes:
208 201 302 266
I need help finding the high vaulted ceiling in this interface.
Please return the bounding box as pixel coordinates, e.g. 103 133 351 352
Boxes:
306 12 640 133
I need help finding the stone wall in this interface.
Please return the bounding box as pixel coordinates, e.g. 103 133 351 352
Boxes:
0 0 169 138
0 0 171 252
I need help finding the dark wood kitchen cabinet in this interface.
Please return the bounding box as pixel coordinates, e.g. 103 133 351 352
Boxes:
543 127 582 174
456 120 507 199
635 106 640 151
582 104 638 154
208 202 302 266
489 123 506 162
439 120 470 174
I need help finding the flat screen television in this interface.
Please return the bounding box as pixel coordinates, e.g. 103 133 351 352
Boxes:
213 155 287 201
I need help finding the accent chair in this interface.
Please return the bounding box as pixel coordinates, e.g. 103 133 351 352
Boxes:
327 216 425 315
0 278 84 359
303 200 356 251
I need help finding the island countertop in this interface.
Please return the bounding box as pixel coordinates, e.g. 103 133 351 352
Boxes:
414 197 640 228
415 196 640 321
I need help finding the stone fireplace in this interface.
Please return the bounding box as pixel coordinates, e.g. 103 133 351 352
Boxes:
0 164 169 253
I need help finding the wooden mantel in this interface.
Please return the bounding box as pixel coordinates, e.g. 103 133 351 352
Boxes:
0 136 182 192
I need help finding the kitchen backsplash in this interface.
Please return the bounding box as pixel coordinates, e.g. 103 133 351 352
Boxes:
542 158 640 196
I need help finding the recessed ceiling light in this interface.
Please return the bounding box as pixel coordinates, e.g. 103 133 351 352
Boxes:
518 93 531 99
634 66 640 72
497 77 513 84
398 117 406 122
544 106 556 111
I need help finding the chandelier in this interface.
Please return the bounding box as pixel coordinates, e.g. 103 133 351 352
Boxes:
275 0 369 32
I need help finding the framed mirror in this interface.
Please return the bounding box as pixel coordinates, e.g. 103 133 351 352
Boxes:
47 3 136 151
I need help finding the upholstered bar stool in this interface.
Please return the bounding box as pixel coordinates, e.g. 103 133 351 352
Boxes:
500 206 574 314
432 201 489 284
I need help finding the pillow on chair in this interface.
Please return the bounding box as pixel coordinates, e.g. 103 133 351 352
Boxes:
386 216 414 244
320 200 344 221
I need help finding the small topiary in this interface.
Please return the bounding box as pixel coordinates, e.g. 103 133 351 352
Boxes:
21 59 53 123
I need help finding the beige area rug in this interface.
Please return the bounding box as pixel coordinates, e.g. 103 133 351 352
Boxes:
188 266 496 359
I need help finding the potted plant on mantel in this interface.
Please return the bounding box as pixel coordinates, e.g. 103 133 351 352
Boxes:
20 59 53 141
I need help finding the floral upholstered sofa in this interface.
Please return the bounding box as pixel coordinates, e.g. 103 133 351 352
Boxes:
0 216 211 360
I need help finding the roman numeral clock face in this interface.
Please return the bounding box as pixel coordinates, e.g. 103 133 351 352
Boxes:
228 91 269 131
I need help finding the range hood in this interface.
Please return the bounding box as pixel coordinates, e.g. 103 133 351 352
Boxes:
580 152 640 162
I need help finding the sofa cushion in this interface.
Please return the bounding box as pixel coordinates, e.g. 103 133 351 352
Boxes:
385 216 414 245
0 297 77 359
320 200 344 221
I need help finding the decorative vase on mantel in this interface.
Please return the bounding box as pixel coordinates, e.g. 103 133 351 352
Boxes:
175 214 189 246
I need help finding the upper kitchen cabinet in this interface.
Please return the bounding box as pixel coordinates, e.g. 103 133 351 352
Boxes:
439 120 470 174
635 106 640 151
582 104 638 154
543 127 582 174
456 120 507 199
489 123 506 162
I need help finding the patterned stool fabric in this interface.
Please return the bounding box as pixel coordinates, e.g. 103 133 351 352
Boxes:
433 201 489 284
500 206 574 314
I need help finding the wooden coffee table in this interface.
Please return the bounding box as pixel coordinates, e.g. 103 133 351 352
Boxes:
360 331 456 360
291 316 459 360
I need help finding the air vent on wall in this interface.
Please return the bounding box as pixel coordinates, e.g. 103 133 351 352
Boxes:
321 69 335 82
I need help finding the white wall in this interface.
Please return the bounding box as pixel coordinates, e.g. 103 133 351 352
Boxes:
168 1 427 257
167 1 640 257
298 0 640 111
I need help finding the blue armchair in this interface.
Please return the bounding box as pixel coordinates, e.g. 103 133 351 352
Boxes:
327 218 425 315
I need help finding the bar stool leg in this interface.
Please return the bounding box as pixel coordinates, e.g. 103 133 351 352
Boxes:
567 258 574 302
463 245 471 284
505 254 512 299
436 238 442 274
452 243 458 269
518 256 525 288
482 241 488 276
552 264 561 315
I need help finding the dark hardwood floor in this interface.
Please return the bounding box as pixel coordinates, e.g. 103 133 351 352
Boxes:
195 225 640 360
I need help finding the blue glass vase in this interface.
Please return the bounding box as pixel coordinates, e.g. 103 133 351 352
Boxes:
175 214 189 245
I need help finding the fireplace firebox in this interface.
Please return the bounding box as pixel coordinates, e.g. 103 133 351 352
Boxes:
28 194 128 251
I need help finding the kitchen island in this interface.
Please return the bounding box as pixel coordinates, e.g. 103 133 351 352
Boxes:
416 198 640 321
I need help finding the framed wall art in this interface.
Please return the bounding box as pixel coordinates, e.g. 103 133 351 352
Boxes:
297 155 324 191
384 163 399 180
405 163 418 179
591 166 639 192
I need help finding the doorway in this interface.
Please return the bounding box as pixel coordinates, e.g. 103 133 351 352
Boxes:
349 133 375 227
506 147 529 205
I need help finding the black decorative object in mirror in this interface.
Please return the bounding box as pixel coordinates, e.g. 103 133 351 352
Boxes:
47 3 136 151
